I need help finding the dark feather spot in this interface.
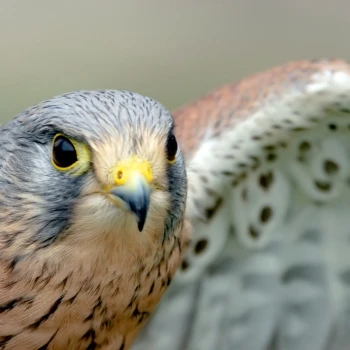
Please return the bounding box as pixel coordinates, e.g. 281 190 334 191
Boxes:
260 206 272 223
84 313 94 322
222 171 234 176
0 296 33 313
259 171 274 190
232 172 247 187
29 295 64 329
132 306 150 324
0 335 13 346
249 226 259 239
63 289 80 305
81 328 96 349
9 255 24 271
299 141 311 152
264 145 275 152
266 153 277 162
86 343 97 350
324 160 339 175
205 197 223 220
315 180 332 192
101 318 113 331
132 307 140 317
292 127 306 132
181 260 189 270
148 282 154 295
194 239 208 254
57 276 70 290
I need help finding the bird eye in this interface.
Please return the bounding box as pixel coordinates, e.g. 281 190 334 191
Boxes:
52 134 78 169
166 133 178 163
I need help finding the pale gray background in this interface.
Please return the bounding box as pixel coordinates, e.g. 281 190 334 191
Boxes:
0 0 348 123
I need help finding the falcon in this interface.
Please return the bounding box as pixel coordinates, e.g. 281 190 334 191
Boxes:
133 59 350 350
0 91 188 349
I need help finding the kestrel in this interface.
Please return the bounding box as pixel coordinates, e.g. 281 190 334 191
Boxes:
133 59 350 350
0 91 188 349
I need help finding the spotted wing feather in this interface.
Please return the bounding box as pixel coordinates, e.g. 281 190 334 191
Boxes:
133 59 350 350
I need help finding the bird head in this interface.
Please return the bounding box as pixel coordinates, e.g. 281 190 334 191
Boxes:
0 90 187 260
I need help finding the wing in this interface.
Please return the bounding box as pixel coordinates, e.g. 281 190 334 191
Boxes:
132 59 350 350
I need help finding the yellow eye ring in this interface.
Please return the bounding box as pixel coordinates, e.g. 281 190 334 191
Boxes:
51 133 90 175
167 157 176 165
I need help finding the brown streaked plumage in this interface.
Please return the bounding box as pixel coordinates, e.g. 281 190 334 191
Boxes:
133 59 350 350
0 91 188 349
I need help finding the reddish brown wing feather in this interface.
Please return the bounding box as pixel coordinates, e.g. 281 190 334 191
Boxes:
172 59 350 157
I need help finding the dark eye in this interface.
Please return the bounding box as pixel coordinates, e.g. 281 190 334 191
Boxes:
52 135 78 169
166 133 178 163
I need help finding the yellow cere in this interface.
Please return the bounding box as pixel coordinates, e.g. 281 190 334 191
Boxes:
113 155 153 186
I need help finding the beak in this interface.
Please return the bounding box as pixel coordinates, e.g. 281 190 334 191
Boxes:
108 156 153 232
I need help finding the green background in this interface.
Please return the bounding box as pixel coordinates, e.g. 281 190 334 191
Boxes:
1 1 348 123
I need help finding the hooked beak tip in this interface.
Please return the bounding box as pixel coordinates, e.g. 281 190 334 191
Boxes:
109 177 151 232
128 196 149 232
137 219 145 232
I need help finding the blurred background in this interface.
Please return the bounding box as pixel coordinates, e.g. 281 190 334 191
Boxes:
0 0 349 123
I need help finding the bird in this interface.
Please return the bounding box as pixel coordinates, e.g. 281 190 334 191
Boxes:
0 90 188 349
132 59 350 350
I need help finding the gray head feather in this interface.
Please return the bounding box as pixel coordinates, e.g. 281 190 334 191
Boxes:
0 90 187 252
